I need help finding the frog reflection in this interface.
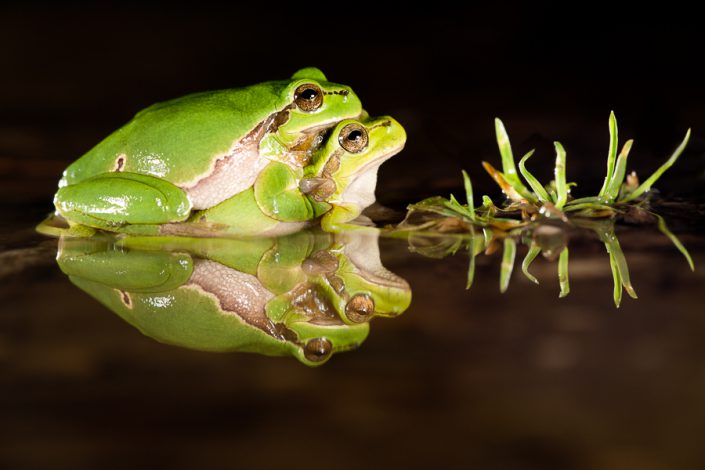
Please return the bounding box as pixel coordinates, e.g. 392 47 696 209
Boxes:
57 230 411 366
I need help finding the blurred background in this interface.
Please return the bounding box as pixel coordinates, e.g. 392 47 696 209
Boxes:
2 4 705 470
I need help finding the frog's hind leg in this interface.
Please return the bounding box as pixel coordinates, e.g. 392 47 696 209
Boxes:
55 172 192 231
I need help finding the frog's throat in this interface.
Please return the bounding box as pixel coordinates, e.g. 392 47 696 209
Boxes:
337 142 404 210
181 107 293 210
342 234 410 290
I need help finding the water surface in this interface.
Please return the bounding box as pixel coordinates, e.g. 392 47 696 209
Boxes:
2 202 704 469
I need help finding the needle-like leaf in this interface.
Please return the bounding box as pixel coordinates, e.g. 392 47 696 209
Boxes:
521 244 541 284
563 202 616 213
447 194 473 220
620 129 691 203
599 111 619 197
604 235 638 299
500 237 517 293
566 196 604 206
653 213 695 271
494 118 536 202
608 250 623 308
604 139 634 202
518 150 551 203
558 247 570 298
461 170 476 222
554 142 568 209
482 227 493 247
482 161 529 203
466 249 476 290
465 234 486 289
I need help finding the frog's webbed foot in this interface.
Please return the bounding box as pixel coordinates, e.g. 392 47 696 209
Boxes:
299 177 336 201
55 172 191 231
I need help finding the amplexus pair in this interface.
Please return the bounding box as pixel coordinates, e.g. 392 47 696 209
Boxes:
50 67 406 236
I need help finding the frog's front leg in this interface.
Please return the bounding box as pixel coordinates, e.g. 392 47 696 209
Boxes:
55 172 192 231
254 162 317 222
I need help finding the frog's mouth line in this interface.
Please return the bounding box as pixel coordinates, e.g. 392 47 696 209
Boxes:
296 123 334 150
357 144 405 176
290 111 365 158
354 262 409 291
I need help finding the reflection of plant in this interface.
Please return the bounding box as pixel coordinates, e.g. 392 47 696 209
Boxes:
393 113 694 307
397 218 690 308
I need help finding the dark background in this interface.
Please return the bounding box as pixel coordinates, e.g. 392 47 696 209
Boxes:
3 5 705 470
2 5 704 222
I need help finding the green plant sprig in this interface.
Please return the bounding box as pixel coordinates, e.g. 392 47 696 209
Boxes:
432 112 694 275
397 113 695 306
483 112 691 218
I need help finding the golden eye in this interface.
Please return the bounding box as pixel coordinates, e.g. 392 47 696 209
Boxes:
338 123 369 153
294 84 323 112
303 338 333 362
345 294 375 323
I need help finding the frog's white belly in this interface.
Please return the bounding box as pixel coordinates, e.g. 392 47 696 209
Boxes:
187 259 275 332
183 144 268 210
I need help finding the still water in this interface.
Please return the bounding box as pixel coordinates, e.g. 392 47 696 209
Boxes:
1 204 704 469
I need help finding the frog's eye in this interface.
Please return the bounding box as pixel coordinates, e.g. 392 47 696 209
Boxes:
294 84 323 112
345 293 375 323
303 337 333 362
338 123 369 153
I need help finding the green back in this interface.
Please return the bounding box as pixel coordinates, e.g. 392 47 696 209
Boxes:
71 276 301 357
62 81 289 185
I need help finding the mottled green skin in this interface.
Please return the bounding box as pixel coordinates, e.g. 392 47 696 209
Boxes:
306 115 407 231
70 276 317 360
316 240 412 324
69 115 408 237
57 237 193 292
196 115 407 234
51 68 363 233
55 172 192 227
60 69 360 186
56 233 379 366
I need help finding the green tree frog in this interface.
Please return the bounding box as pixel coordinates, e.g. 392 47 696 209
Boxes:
52 67 365 233
56 229 412 365
148 114 407 236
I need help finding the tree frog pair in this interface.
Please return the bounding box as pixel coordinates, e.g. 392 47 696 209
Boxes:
51 68 406 235
57 230 412 365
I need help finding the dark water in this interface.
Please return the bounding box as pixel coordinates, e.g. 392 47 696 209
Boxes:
2 203 704 469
